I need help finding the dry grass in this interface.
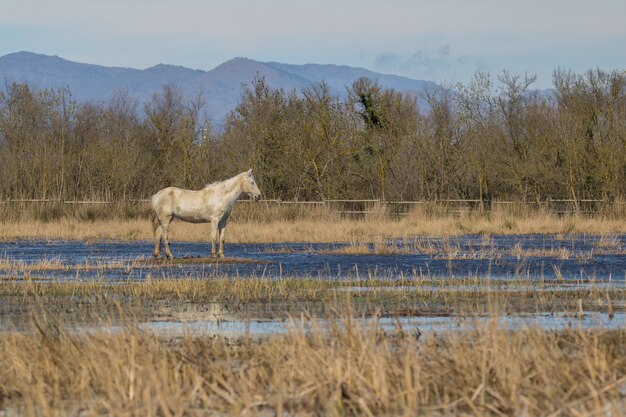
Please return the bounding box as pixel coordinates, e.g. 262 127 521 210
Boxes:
0 276 624 415
0 256 67 271
1 277 623 319
595 234 625 250
0 218 149 242
296 236 617 261
0 199 625 243
0 307 624 416
1 207 626 243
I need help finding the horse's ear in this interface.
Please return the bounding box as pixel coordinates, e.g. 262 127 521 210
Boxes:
247 169 253 176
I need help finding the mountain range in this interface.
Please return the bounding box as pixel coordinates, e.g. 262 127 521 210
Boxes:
0 51 438 124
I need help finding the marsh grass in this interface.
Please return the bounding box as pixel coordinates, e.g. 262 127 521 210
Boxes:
0 275 624 415
1 276 623 320
0 302 624 416
595 234 625 251
2 202 625 414
0 256 151 276
0 200 151 222
2 201 626 243
0 256 66 271
304 237 605 261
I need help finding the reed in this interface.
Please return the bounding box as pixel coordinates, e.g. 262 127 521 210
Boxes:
1 199 626 243
1 276 622 321
0 257 66 271
298 236 619 261
0 306 624 416
2 211 626 243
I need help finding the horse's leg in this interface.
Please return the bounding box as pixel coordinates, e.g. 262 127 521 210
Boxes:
161 216 174 259
218 225 226 258
210 218 219 257
151 214 162 258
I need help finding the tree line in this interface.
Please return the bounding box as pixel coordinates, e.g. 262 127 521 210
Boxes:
0 68 624 203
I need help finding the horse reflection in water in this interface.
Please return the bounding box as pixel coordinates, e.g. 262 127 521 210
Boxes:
151 169 262 259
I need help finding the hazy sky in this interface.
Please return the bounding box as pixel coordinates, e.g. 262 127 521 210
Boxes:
2 0 625 88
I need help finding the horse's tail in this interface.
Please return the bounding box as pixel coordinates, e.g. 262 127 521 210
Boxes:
151 212 160 236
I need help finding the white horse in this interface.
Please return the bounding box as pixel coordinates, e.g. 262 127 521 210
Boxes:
151 169 261 259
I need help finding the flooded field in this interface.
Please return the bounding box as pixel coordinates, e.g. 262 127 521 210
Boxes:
1 234 624 336
127 310 626 338
1 234 625 415
1 234 625 281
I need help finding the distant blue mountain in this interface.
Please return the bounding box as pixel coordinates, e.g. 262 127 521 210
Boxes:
0 51 438 124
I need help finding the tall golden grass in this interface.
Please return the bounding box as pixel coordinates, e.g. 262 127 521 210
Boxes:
0 277 623 415
0 308 624 416
1 201 626 242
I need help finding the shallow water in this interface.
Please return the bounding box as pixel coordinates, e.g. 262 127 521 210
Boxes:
1 234 625 282
2 235 625 335
74 311 626 338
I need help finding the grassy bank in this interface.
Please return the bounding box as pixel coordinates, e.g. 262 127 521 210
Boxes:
0 309 624 416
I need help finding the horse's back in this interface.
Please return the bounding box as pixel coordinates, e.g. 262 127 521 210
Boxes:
152 187 214 222
152 187 176 208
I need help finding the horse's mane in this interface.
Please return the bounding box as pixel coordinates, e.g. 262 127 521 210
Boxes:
203 172 246 189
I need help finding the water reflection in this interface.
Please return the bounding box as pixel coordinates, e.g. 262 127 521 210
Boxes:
73 311 626 338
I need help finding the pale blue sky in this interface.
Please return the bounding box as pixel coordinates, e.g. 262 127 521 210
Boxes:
1 0 625 88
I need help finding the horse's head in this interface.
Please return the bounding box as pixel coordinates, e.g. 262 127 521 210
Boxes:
242 169 262 201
